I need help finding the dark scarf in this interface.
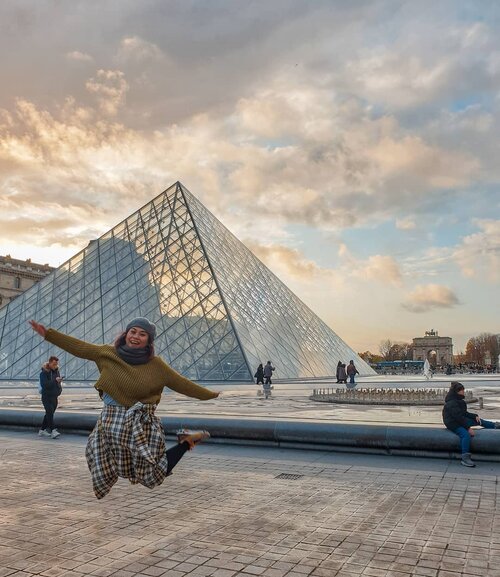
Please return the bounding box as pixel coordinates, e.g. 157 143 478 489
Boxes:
116 344 151 365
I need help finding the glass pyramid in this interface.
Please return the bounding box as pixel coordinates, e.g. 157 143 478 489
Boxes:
0 182 374 381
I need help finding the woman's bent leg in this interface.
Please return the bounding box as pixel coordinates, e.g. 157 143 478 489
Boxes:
166 442 190 475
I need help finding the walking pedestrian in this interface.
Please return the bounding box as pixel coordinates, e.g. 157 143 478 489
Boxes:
442 381 499 467
336 361 342 383
262 361 275 399
38 356 63 439
263 361 275 385
337 362 347 384
254 363 264 385
346 360 359 388
29 317 219 499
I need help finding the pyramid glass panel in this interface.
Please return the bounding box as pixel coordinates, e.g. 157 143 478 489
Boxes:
0 181 374 381
180 183 375 379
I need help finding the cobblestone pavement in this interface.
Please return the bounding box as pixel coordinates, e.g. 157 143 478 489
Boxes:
1 430 500 577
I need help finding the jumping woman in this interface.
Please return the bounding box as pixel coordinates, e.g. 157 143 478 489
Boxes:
29 317 219 499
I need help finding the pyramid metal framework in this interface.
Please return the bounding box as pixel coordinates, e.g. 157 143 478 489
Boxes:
0 182 375 381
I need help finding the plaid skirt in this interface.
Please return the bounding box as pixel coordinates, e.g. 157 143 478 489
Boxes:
85 402 170 499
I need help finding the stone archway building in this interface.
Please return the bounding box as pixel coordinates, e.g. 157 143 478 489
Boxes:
412 330 453 366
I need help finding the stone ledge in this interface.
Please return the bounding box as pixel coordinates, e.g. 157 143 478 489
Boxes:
1 407 499 461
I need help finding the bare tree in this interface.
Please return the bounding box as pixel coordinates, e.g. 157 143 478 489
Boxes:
379 339 393 361
465 333 500 365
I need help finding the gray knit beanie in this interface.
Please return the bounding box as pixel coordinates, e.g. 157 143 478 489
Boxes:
125 317 156 342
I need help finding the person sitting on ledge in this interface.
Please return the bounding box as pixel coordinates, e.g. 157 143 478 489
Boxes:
29 317 219 499
442 381 499 468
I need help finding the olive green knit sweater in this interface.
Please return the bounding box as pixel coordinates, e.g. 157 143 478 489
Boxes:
45 329 218 408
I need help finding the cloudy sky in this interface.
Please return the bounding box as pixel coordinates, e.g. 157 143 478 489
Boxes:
1 0 499 353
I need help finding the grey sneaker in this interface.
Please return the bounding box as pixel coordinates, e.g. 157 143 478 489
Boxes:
461 453 475 467
38 429 51 437
51 429 61 439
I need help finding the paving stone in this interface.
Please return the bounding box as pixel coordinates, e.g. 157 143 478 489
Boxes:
0 431 500 577
262 569 288 577
184 567 215 577
241 566 267 575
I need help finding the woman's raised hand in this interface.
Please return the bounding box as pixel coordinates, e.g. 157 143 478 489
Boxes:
29 320 47 338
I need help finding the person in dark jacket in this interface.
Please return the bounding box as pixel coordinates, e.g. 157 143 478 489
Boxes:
442 381 499 467
262 361 275 399
39 356 63 439
346 360 359 388
263 361 275 385
336 361 342 383
337 363 347 384
254 364 264 385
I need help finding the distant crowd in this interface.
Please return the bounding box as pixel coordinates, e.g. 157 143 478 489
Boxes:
374 362 498 376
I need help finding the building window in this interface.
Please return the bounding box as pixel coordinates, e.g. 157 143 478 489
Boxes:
14 277 21 289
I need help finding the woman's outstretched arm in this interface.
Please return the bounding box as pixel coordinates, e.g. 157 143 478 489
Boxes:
29 320 103 361
159 359 220 400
